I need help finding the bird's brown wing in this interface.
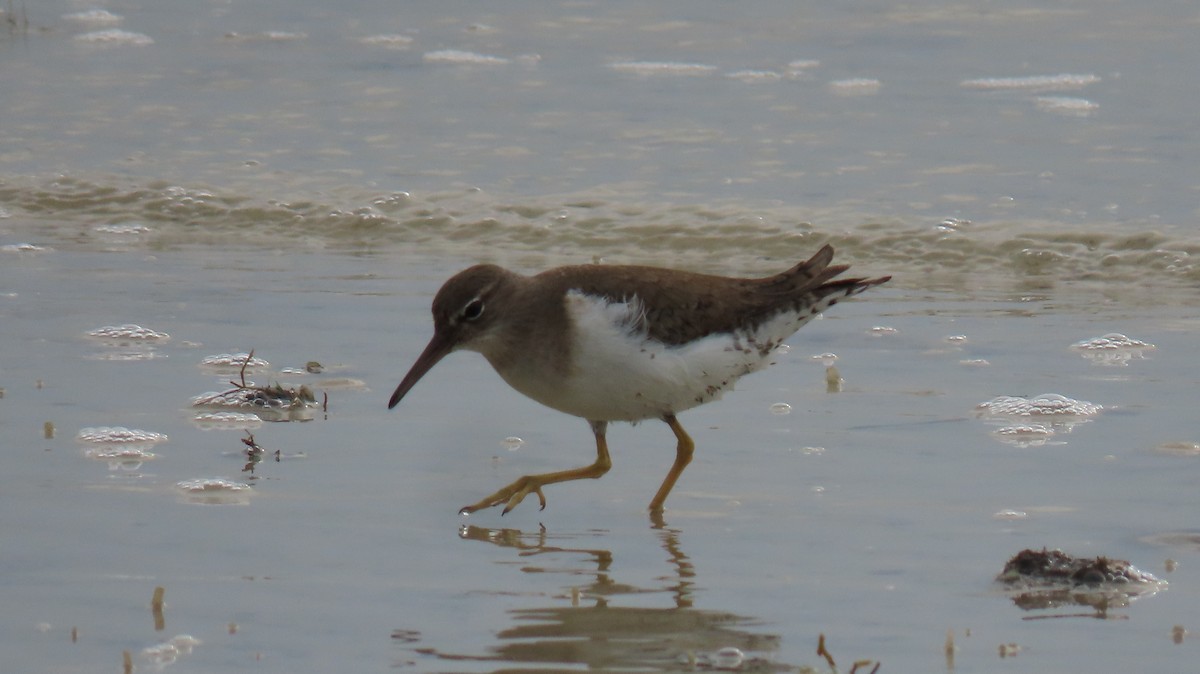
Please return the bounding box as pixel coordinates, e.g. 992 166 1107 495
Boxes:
535 245 889 346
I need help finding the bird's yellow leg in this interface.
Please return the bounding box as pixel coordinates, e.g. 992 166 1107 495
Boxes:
460 421 613 515
649 414 694 513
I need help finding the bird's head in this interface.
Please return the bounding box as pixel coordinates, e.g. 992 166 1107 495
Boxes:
388 265 517 409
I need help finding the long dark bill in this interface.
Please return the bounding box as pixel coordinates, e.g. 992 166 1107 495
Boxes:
387 332 454 409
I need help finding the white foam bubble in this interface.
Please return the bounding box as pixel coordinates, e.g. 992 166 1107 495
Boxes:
1 243 48 253
608 61 718 76
976 394 1102 419
1037 96 1099 116
77 426 169 445
63 9 123 26
423 49 509 65
198 352 270 372
961 73 1100 91
1070 333 1155 367
74 29 154 46
359 34 413 49
829 78 881 95
811 352 839 366
86 324 170 343
990 424 1056 447
726 69 782 83
191 411 264 430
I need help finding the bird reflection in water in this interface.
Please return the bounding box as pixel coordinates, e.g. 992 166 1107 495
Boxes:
394 519 789 671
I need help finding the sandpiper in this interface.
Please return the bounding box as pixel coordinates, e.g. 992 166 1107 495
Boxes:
389 244 889 515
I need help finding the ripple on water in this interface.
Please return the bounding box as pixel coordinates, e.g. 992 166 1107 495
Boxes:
1151 441 1200 457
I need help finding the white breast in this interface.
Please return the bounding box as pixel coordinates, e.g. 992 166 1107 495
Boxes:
494 291 806 422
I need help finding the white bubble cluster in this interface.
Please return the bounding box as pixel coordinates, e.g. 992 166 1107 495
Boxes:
176 478 251 493
976 394 1102 419
74 29 154 45
141 635 201 667
198 352 270 372
191 411 264 430
990 424 1057 447
961 73 1100 91
810 352 838 367
1071 333 1154 351
1 243 49 253
63 9 124 25
176 479 253 505
359 34 413 49
83 446 158 461
829 78 882 95
86 324 170 343
1070 333 1155 366
76 426 168 445
609 61 718 76
424 49 509 65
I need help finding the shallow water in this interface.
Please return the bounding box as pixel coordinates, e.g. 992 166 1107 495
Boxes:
4 249 1198 673
3 1 1200 672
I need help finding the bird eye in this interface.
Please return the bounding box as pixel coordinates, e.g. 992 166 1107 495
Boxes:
461 298 485 321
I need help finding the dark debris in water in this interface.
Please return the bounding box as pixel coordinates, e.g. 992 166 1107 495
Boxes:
191 349 327 421
997 548 1165 617
998 548 1162 587
239 431 279 477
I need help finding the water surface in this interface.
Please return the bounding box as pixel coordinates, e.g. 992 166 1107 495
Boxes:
2 1 1199 672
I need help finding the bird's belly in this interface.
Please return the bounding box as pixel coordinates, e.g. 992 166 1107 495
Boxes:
560 334 768 421
494 297 797 422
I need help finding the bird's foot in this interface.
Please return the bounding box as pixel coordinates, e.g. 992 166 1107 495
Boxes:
459 475 548 515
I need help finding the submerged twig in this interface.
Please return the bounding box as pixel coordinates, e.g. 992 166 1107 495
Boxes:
817 633 836 669
239 431 279 475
